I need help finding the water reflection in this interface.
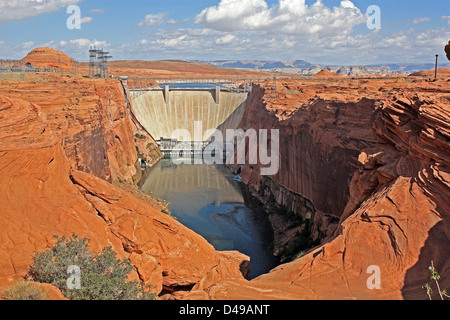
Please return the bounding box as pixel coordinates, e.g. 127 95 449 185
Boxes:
139 158 279 278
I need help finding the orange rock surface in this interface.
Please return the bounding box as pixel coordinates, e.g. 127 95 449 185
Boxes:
184 73 450 300
21 47 78 72
312 69 344 78
1 48 449 301
0 71 159 184
410 68 450 81
0 64 249 298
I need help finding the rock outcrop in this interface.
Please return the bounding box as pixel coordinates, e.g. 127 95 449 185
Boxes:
410 68 450 80
185 75 450 300
21 47 77 72
0 71 249 299
313 69 344 78
0 72 159 184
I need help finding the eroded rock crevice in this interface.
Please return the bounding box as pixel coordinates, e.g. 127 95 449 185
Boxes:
203 78 449 300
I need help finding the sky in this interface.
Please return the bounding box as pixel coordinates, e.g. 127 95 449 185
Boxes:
0 0 449 65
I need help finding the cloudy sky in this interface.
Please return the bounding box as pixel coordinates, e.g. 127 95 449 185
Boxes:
0 0 449 65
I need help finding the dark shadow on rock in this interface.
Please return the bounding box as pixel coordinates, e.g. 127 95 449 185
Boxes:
402 220 450 300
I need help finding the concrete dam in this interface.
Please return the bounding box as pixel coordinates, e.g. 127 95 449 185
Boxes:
131 81 281 278
131 86 249 143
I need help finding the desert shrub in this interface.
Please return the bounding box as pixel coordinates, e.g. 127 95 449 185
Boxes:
423 261 449 300
28 234 155 300
134 133 146 140
2 281 50 300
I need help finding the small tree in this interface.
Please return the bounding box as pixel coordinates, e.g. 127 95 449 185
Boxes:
28 234 155 300
422 261 448 300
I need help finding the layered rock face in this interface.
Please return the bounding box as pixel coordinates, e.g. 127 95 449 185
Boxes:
185 75 449 300
0 72 158 184
21 48 77 72
233 84 381 262
0 72 249 298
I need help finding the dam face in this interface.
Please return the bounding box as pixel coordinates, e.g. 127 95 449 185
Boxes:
131 88 248 141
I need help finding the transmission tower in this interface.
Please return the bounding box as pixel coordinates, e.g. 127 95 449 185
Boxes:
89 46 112 78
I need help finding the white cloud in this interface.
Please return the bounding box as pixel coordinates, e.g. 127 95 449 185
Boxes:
138 13 169 27
158 35 189 48
195 0 366 36
80 16 92 25
411 17 430 24
215 34 237 45
0 41 36 59
195 0 268 32
60 38 109 48
442 16 450 25
340 0 357 9
0 0 81 24
415 28 450 48
54 38 110 58
114 21 450 65
17 41 35 49
89 9 104 14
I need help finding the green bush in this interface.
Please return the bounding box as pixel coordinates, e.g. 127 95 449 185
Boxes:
2 281 50 300
28 234 155 300
134 133 146 140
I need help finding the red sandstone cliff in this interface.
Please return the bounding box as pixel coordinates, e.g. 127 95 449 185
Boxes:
184 75 450 300
0 72 159 184
0 70 248 299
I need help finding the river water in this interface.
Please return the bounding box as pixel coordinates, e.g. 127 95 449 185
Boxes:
139 158 279 279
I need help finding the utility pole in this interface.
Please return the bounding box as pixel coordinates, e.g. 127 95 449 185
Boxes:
434 54 439 81
271 75 278 101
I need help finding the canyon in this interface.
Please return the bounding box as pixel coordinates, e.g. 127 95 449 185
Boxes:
0 48 448 300
188 71 449 300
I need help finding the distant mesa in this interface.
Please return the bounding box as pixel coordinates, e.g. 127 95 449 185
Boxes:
313 69 344 78
21 47 76 72
409 68 450 79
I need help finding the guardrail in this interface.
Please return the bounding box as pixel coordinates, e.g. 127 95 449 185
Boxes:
0 59 81 74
